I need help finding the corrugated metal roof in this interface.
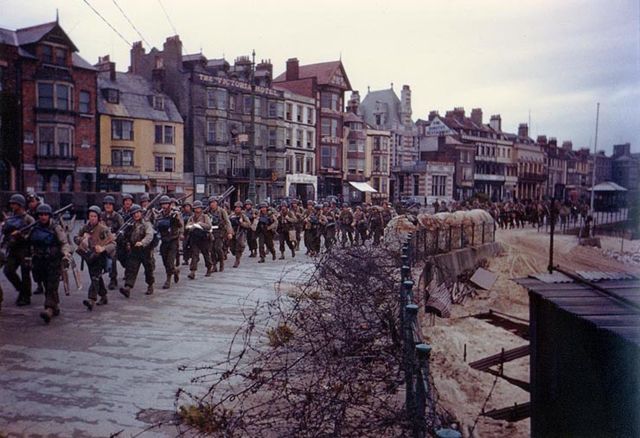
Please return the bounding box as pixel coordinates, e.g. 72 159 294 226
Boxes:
517 275 640 347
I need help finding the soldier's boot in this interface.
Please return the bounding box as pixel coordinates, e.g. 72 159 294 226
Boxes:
279 252 285 260
258 256 265 263
188 271 196 280
33 284 43 295
162 276 171 289
174 269 180 284
119 286 131 298
108 278 117 290
205 267 213 277
271 250 277 261
97 296 108 306
145 285 154 295
40 308 53 324
249 250 256 258
219 260 224 272
233 256 240 268
82 299 95 311
182 258 190 265
291 248 295 258
211 264 218 272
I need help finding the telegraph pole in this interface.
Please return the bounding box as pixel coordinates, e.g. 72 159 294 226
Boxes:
590 102 600 213
247 50 257 203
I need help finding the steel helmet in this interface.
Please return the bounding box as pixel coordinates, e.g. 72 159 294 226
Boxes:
88 205 102 215
193 200 204 209
244 199 253 206
208 195 219 204
234 201 243 208
140 193 150 202
259 202 268 209
36 204 53 215
122 193 133 201
9 194 26 207
159 195 172 205
130 204 143 214
103 195 116 205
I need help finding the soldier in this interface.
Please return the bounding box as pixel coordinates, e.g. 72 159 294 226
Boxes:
185 200 214 279
155 195 183 289
101 195 124 290
321 203 337 251
29 204 71 324
76 205 115 310
381 201 395 227
369 206 385 245
228 201 252 268
119 204 155 298
116 193 134 273
290 199 304 250
302 200 315 254
207 196 233 272
244 199 258 258
304 204 325 256
119 193 134 221
2 194 34 306
353 205 368 245
180 201 193 266
252 202 278 263
26 192 41 218
140 193 150 210
338 203 355 247
276 202 298 259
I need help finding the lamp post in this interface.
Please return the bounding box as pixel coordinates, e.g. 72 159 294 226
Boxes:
247 50 257 204
590 102 600 213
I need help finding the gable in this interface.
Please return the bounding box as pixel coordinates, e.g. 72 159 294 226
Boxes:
425 117 454 136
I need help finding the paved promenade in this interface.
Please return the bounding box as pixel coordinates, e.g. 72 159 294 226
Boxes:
0 250 313 437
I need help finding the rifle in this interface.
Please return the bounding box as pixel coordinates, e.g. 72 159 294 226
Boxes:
17 203 73 235
59 214 82 294
204 186 236 214
117 192 164 238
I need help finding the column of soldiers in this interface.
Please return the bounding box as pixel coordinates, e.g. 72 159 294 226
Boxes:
1 191 396 325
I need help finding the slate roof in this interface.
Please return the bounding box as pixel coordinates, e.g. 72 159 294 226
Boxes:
344 111 365 124
274 60 351 88
359 88 402 128
98 71 183 123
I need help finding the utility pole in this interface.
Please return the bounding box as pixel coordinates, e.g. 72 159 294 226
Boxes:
590 102 600 213
247 50 257 203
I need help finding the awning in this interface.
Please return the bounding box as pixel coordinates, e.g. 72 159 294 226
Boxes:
589 181 628 192
348 181 377 193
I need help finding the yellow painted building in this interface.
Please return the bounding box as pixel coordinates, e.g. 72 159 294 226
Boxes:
96 58 186 194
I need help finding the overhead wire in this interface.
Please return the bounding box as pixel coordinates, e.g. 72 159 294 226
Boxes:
81 0 131 47
157 0 178 35
111 0 151 48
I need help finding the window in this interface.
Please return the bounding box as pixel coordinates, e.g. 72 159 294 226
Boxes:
321 146 338 168
243 95 252 114
348 140 357 153
111 149 134 167
306 157 314 174
296 129 303 147
285 128 292 146
154 156 175 172
373 177 380 191
229 93 236 111
296 105 303 122
55 48 66 66
112 119 133 140
106 88 119 104
374 156 381 172
38 83 54 109
155 125 163 144
79 91 90 113
320 92 339 111
268 101 278 118
413 175 420 196
153 95 164 110
207 88 227 109
432 175 447 197
307 108 314 124
207 119 216 143
41 45 53 63
321 118 338 137
306 130 313 148
38 126 55 156
295 155 304 173
208 154 217 174
285 103 292 120
285 155 292 173
57 127 71 157
269 128 277 147
164 126 174 144
254 97 262 116
56 84 71 110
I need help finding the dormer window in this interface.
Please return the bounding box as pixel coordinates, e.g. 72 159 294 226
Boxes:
103 88 119 104
41 45 53 63
153 95 164 110
55 48 67 66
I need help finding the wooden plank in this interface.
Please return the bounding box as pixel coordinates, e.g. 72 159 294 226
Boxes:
482 402 531 422
469 345 530 371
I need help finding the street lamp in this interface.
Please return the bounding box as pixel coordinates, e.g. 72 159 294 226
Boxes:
247 50 257 204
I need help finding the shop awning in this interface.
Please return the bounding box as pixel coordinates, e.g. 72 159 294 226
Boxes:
348 181 377 193
589 181 628 192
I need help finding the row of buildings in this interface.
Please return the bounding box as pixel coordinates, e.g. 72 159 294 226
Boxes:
0 20 637 205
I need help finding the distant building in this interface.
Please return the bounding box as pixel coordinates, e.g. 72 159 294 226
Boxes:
612 142 639 194
95 57 185 194
507 123 546 201
539 136 568 199
273 58 352 198
0 20 98 192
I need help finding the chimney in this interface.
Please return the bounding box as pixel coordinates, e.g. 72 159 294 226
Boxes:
347 90 360 114
163 35 183 68
489 114 501 132
286 57 299 81
537 135 548 145
400 85 412 125
95 55 116 81
447 107 465 122
471 108 483 126
130 41 145 75
549 137 558 147
562 140 573 151
428 110 439 121
518 123 529 138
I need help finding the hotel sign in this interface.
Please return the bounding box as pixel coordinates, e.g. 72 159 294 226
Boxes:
196 74 282 98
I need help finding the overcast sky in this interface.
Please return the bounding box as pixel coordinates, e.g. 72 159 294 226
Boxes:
2 0 638 153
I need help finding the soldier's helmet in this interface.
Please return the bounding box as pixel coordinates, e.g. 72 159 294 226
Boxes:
259 202 268 209
342 202 349 208
182 200 192 207
159 195 172 205
314 203 322 210
170 197 178 204
208 195 219 204
26 192 40 202
122 193 133 201
323 202 329 208
9 193 26 207
307 200 314 205
88 205 102 216
355 205 362 210
140 193 150 202
130 204 143 214
244 199 253 205
192 200 204 209
234 201 243 208
280 201 288 208
291 199 299 204
36 203 53 215
103 195 116 205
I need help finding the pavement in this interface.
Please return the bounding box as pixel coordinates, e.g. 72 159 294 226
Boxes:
0 246 314 437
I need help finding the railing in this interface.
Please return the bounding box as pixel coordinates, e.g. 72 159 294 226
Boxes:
408 221 497 262
537 208 629 235
35 155 77 170
227 167 274 179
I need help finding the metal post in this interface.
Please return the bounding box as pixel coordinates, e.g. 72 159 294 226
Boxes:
482 222 485 244
403 280 415 305
548 200 555 273
405 303 419 428
460 224 464 248
590 102 600 216
472 223 475 246
247 50 258 204
448 226 452 251
415 343 432 438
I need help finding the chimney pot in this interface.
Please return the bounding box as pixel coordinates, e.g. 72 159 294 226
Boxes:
286 57 299 81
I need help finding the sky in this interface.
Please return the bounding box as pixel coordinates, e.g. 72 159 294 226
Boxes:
1 0 638 153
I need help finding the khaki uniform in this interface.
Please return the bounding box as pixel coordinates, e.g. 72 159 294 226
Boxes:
155 208 184 284
228 211 252 266
123 219 155 292
252 211 278 261
338 208 355 247
321 209 337 251
2 212 34 305
304 209 325 255
186 213 213 275
101 210 123 286
76 222 115 302
277 209 298 257
29 220 70 312
208 207 232 271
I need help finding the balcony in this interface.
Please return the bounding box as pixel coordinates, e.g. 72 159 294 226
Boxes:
228 167 276 180
519 172 547 182
473 173 505 182
36 155 77 171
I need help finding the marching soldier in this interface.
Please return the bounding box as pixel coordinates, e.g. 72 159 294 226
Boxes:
304 204 325 256
185 200 214 279
290 199 304 250
118 193 134 221
155 195 184 289
302 200 315 254
252 202 278 263
369 206 385 245
26 192 42 218
207 196 232 272
29 204 71 324
101 195 123 290
2 194 34 306
119 204 155 298
381 201 395 227
244 199 258 258
180 201 193 266
338 203 354 247
277 202 298 259
116 193 135 273
353 205 368 245
321 203 337 251
228 201 252 268
76 206 115 310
